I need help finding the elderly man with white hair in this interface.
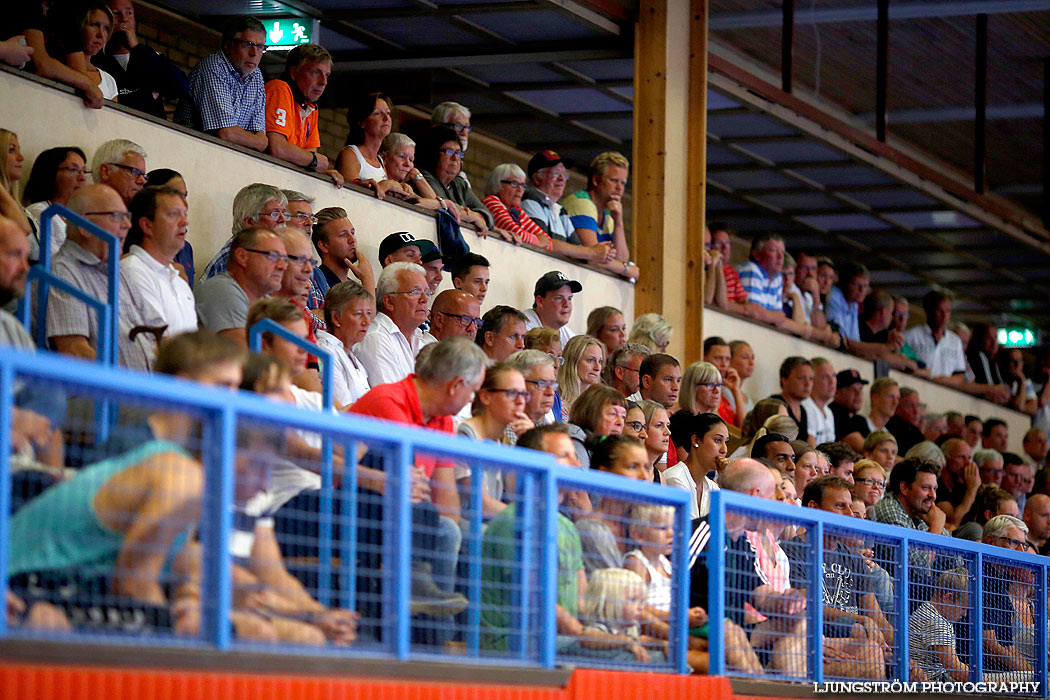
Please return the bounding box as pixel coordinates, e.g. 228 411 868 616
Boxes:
201 183 288 279
480 163 553 249
356 261 433 386
91 139 147 206
981 514 1036 676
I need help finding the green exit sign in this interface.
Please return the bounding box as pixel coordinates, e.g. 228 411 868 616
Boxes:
264 19 316 48
998 326 1038 349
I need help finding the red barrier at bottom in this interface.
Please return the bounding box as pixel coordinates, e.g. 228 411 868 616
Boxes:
0 663 739 700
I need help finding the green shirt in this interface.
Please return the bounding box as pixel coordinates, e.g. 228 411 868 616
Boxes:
480 504 583 651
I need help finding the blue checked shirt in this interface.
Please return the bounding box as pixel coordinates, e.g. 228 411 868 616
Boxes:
175 50 265 133
736 259 782 312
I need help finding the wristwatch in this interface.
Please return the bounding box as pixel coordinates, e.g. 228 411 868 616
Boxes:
305 152 318 171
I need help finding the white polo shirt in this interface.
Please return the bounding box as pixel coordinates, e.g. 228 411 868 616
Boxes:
121 245 198 337
904 324 966 378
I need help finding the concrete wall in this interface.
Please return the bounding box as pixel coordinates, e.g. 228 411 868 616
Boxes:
2 69 634 324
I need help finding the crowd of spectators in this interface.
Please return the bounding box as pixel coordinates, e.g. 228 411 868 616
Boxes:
3 0 1050 681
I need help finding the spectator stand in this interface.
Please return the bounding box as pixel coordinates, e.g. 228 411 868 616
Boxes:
0 348 691 673
0 67 634 323
708 488 1050 694
704 306 1031 450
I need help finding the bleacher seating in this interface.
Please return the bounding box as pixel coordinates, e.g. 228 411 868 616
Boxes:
0 66 635 325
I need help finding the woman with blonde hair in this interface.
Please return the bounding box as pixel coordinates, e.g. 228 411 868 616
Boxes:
557 334 605 420
0 129 32 236
851 460 887 517
680 362 724 417
628 313 672 353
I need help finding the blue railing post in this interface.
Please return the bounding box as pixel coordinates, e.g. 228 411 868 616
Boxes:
338 438 358 614
538 469 558 669
316 434 334 607
1037 563 1047 698
896 534 910 682
0 360 14 638
511 473 536 660
811 519 824 684
671 495 690 674
465 451 486 658
199 405 236 649
707 490 726 676
973 551 983 680
389 440 413 660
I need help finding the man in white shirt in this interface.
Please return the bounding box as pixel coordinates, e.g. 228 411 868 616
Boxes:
802 357 837 445
905 291 966 380
521 270 580 347
905 290 1009 403
121 186 197 337
356 262 430 386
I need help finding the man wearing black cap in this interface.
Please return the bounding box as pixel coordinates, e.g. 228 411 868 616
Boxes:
829 369 870 442
378 231 424 267
521 150 637 279
522 271 581 347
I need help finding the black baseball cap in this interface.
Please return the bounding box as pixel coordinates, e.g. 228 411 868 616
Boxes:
379 231 425 264
527 149 574 178
534 270 582 297
836 369 869 389
417 239 442 264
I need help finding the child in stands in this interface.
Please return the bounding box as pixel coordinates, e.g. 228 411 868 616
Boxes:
624 504 713 672
579 568 654 663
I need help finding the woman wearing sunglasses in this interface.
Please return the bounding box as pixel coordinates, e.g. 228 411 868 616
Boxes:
416 126 513 243
456 363 532 518
481 163 552 249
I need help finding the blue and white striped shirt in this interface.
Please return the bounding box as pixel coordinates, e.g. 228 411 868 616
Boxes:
736 260 782 312
175 50 265 134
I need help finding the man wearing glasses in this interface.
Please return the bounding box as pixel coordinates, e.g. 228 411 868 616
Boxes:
425 290 481 343
91 139 147 207
46 184 163 370
195 226 287 347
356 262 432 386
175 16 268 152
981 514 1036 676
201 184 288 280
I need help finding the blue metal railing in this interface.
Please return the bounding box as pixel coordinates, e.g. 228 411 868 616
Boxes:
0 349 692 672
708 489 1050 694
17 203 120 365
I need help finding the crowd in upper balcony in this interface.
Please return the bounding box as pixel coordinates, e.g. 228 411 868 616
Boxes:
3 0 1050 680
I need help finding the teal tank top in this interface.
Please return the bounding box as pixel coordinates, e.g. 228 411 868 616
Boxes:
8 440 190 579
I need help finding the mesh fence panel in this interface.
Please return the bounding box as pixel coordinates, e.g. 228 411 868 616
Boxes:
555 486 682 672
7 376 207 641
982 552 1040 691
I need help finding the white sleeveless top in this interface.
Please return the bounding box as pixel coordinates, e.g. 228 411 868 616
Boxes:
625 549 672 612
347 144 388 182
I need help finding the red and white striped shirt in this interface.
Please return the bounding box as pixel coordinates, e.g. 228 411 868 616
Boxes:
482 195 553 250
